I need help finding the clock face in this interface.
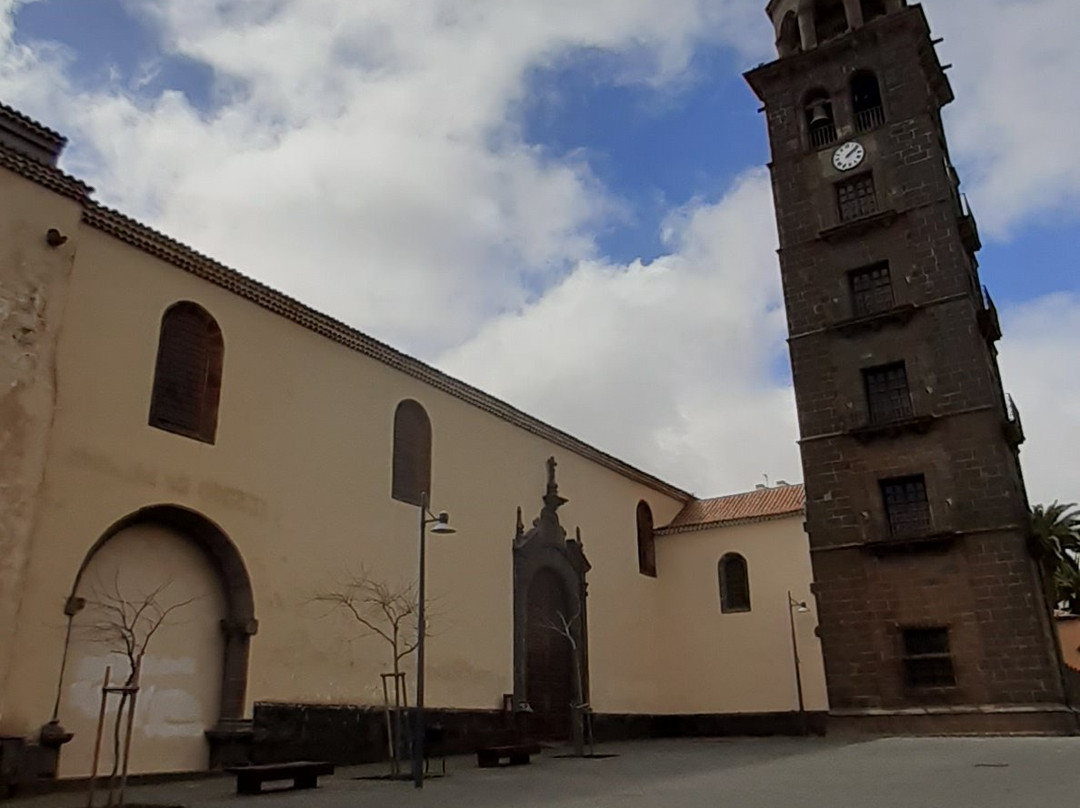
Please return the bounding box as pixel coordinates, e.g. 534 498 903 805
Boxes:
833 141 866 172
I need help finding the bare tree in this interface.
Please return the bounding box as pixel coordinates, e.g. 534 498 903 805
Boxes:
312 567 428 775
78 573 196 806
312 567 426 685
541 609 592 757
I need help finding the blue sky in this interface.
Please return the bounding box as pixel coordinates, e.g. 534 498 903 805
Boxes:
3 0 1079 501
12 0 1077 305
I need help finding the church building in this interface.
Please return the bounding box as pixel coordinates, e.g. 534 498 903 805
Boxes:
0 0 1073 793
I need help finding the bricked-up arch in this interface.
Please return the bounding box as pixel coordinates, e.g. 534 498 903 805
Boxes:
149 302 224 444
636 500 656 577
719 553 751 613
65 505 257 764
391 399 432 507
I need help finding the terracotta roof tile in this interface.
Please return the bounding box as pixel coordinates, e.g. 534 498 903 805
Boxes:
660 484 805 533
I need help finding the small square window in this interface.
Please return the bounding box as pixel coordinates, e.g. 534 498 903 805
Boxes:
849 262 894 318
902 627 956 688
863 362 913 424
881 475 930 537
837 174 877 222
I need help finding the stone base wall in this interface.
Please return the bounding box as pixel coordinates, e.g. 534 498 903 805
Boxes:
828 707 1079 736
250 703 829 767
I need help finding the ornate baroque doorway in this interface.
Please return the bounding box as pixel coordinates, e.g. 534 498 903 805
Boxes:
513 458 590 743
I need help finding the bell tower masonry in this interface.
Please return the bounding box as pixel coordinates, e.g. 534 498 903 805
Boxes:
746 1 1076 733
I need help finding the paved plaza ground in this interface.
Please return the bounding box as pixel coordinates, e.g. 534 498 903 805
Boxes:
15 736 1080 808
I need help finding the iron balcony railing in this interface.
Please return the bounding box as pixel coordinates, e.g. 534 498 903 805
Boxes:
855 105 886 132
809 121 838 149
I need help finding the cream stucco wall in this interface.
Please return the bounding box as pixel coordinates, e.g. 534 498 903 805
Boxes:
656 515 828 715
1 156 831 778
2 211 690 753
0 169 82 723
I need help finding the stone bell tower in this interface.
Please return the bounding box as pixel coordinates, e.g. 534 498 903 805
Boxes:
746 1 1075 733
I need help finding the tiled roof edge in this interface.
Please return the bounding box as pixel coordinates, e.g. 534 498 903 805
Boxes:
656 507 805 536
80 201 693 502
0 102 66 147
0 146 91 201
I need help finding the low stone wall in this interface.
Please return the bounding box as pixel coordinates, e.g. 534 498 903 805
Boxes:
251 703 512 765
250 703 828 766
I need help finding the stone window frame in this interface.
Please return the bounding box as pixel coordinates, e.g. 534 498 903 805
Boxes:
836 173 879 223
848 260 894 318
880 474 931 537
901 626 957 688
718 553 751 614
391 399 432 507
636 500 657 578
862 361 914 425
148 301 224 444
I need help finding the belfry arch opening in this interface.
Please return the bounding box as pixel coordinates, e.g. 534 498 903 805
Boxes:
777 12 802 57
813 0 849 43
851 71 885 131
861 0 888 22
804 89 837 149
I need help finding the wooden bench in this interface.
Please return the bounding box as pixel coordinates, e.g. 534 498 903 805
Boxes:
226 761 334 795
476 743 541 768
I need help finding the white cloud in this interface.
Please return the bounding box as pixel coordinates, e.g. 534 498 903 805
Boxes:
441 171 801 495
0 0 1077 501
999 294 1080 505
927 0 1080 238
0 0 771 353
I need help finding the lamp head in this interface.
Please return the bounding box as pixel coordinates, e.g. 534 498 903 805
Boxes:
430 512 456 535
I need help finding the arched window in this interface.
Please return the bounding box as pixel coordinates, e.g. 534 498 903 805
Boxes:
813 0 848 43
852 70 885 131
804 89 837 149
777 11 802 57
636 501 656 578
860 0 888 22
392 400 432 506
718 553 751 613
149 302 223 443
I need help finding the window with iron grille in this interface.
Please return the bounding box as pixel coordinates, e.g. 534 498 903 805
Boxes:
148 301 223 443
719 554 751 613
637 501 657 578
864 362 913 424
392 399 432 506
881 475 931 537
849 262 893 317
902 627 956 688
837 174 877 222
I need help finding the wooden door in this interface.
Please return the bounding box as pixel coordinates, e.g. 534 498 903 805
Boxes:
525 569 573 740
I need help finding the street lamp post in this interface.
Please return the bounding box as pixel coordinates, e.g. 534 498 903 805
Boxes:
413 491 455 789
787 590 810 735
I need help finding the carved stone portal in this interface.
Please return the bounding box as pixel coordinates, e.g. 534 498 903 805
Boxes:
512 458 590 742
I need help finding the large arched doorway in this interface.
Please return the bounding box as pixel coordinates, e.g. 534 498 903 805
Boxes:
525 569 574 740
57 506 256 777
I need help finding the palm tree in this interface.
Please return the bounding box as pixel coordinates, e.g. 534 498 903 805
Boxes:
1030 502 1080 614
